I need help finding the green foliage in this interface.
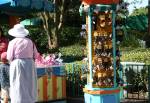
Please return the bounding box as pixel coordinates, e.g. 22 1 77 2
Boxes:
121 48 150 64
0 24 9 36
65 63 86 96
26 25 85 53
120 33 140 48
26 26 48 53
130 7 148 16
59 44 86 62
59 26 85 46
126 15 148 32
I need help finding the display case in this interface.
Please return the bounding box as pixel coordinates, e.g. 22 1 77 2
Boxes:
79 1 121 103
37 65 66 102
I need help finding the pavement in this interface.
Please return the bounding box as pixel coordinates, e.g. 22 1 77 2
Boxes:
67 97 84 103
36 98 148 103
120 99 148 103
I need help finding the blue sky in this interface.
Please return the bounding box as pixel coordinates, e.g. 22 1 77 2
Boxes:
125 0 148 14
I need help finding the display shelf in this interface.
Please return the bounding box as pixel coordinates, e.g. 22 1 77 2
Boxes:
80 1 121 103
86 11 117 88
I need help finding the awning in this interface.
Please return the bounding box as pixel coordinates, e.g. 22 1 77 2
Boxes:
0 0 54 16
20 18 42 25
0 0 11 5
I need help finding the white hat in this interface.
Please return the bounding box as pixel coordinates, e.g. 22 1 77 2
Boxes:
8 24 29 38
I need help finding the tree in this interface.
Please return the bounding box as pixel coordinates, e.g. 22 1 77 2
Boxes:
146 0 150 47
38 0 67 49
37 0 81 49
130 7 148 16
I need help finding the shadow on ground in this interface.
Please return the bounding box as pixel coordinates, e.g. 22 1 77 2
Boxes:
36 97 84 103
37 98 148 103
120 99 148 103
67 97 84 103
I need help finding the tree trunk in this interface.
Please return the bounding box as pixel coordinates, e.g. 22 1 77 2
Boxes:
39 0 66 49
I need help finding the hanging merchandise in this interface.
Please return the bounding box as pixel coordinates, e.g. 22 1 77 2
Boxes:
79 1 122 103
91 11 115 87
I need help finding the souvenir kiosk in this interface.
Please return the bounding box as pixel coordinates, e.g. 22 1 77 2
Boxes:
0 1 66 102
79 0 121 103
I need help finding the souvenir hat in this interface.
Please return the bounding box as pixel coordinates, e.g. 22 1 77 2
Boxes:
8 24 29 38
1 52 7 63
99 14 106 27
99 14 105 21
93 31 98 36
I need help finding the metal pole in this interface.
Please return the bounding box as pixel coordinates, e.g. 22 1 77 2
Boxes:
148 65 150 103
112 10 117 88
72 63 75 96
88 6 93 88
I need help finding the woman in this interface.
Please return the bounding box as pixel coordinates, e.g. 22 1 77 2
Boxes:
7 24 39 103
0 52 10 103
0 27 8 57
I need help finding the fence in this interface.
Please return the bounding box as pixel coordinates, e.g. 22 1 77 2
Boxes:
65 63 87 97
65 63 150 102
121 63 149 102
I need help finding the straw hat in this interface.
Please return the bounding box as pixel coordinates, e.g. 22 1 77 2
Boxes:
8 24 29 38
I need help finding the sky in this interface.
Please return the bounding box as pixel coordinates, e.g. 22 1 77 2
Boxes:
125 0 148 14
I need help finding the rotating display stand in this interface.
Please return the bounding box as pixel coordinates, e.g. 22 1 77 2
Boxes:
79 0 121 103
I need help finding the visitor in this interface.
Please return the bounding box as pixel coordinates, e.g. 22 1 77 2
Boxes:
0 52 10 103
0 27 8 58
7 24 39 103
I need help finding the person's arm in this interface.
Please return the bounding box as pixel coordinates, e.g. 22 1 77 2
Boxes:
33 43 39 60
0 38 8 52
7 41 14 62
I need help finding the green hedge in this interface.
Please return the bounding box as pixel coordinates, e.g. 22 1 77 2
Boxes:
59 44 86 63
121 48 150 64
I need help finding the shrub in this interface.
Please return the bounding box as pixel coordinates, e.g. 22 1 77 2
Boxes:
59 26 85 46
120 34 140 48
121 48 150 64
59 44 86 63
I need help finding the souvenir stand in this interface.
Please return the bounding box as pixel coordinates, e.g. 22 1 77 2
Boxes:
36 65 66 102
0 0 66 102
79 0 120 103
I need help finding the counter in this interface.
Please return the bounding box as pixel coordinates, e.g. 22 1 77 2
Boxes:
36 65 66 102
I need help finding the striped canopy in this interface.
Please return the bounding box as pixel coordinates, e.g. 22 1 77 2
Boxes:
0 0 11 5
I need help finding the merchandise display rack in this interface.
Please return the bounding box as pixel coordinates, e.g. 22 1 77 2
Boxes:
79 0 121 103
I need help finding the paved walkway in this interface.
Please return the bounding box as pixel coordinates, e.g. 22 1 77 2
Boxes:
67 97 84 103
67 98 148 103
120 99 148 103
36 98 148 103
